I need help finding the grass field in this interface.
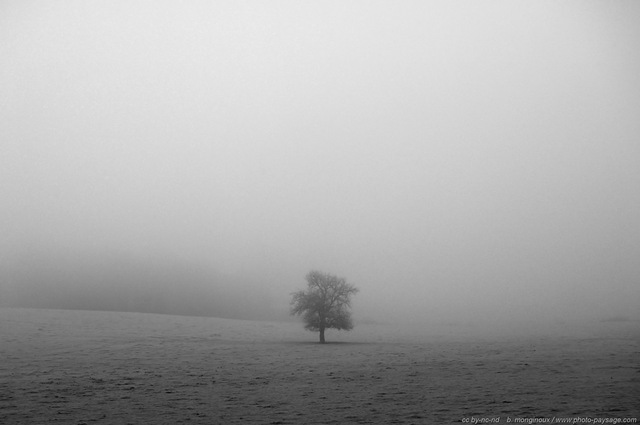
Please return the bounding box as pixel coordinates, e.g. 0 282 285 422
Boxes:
1 307 638 424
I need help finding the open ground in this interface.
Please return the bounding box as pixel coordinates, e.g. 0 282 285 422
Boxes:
1 308 638 424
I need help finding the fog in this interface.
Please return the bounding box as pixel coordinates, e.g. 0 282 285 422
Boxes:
2 1 639 333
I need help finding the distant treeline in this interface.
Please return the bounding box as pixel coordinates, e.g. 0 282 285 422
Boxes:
0 251 285 321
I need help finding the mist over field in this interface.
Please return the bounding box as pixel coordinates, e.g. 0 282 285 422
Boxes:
1 1 639 335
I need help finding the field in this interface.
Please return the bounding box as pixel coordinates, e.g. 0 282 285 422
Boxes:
1 308 638 424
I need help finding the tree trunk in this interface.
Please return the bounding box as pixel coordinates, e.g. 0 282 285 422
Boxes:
319 327 325 343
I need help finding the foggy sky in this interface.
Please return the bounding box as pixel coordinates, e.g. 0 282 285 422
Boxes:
2 1 639 327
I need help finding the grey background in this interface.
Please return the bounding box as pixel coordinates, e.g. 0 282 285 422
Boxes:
2 1 639 331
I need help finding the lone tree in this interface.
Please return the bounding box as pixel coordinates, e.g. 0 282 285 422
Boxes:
290 270 359 343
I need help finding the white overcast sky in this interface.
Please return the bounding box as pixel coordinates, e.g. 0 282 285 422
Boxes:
2 1 639 325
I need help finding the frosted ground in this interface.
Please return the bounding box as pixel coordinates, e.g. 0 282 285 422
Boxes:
1 307 638 424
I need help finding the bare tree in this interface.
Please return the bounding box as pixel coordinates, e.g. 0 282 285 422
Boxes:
290 270 359 343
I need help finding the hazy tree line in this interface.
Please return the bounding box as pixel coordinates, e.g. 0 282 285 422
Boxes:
0 251 282 321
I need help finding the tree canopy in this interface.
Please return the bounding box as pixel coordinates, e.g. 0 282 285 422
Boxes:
290 270 359 343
